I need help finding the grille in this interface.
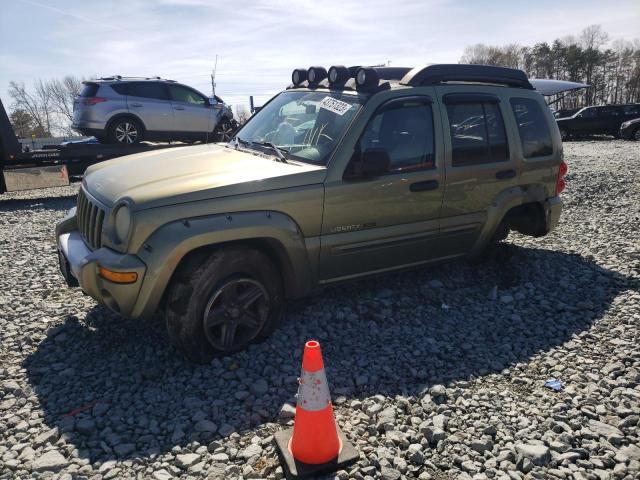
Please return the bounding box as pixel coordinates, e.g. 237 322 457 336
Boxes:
76 188 105 250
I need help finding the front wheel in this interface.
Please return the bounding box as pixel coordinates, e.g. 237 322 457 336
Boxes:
633 127 640 141
212 118 237 143
165 247 284 363
559 127 570 142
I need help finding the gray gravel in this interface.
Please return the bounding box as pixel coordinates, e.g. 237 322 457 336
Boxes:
1 139 639 480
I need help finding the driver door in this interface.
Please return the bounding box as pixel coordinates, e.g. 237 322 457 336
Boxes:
319 96 445 281
167 84 213 134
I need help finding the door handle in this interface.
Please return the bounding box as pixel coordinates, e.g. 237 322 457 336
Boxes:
410 180 439 192
174 106 185 110
130 102 143 107
495 169 516 180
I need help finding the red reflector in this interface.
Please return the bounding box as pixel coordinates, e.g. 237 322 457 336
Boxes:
556 178 566 194
83 97 107 106
559 161 568 177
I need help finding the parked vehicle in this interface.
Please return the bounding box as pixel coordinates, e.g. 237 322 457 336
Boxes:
57 64 569 362
556 103 640 140
72 77 237 144
619 117 640 140
553 108 580 119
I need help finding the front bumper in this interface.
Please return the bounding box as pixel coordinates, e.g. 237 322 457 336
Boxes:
57 228 147 318
545 195 563 233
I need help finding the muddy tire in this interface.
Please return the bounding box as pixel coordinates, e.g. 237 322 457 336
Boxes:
165 246 284 363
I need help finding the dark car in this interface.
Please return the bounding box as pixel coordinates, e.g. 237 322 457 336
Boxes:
619 117 640 140
556 104 640 140
553 108 581 119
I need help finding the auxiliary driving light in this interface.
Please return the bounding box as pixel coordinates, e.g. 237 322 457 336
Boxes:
355 67 379 88
307 66 328 83
328 65 350 84
292 68 308 85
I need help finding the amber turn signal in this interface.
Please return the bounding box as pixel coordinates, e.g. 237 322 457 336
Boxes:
98 267 138 284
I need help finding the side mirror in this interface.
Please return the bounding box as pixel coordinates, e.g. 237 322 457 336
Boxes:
349 148 390 178
208 98 218 106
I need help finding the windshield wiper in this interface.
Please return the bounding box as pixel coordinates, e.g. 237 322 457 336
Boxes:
233 136 251 149
253 141 289 163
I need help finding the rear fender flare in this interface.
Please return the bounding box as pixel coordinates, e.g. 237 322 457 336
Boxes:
470 185 547 255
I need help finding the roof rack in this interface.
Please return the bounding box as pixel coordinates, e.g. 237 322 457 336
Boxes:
95 76 175 82
400 64 534 90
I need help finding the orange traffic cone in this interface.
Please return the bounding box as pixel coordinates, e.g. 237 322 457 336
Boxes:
275 340 358 479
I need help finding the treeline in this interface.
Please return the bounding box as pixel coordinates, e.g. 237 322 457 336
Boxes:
459 25 640 109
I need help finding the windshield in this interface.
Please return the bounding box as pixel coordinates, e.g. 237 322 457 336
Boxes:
233 90 365 165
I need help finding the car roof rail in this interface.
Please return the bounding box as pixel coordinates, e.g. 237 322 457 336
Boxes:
400 64 534 90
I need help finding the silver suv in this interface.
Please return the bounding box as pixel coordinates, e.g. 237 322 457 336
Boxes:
72 77 237 144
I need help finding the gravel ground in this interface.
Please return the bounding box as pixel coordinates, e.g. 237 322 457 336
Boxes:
1 139 639 480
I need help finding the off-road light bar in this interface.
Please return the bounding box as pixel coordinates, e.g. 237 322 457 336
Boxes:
292 68 308 85
328 65 350 84
355 67 379 88
307 66 328 84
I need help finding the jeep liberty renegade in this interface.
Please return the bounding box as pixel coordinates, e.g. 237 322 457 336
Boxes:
56 64 567 363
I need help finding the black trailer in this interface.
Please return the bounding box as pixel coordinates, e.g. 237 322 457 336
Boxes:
0 98 182 194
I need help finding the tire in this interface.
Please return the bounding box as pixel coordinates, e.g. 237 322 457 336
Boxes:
108 117 143 144
165 247 284 363
212 117 237 143
559 127 570 142
633 127 640 141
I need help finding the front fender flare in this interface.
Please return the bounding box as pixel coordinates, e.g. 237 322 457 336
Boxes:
131 210 313 318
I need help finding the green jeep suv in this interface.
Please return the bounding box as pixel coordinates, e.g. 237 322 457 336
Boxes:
56 64 567 362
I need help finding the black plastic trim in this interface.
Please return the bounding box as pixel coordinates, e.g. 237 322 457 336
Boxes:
401 64 533 90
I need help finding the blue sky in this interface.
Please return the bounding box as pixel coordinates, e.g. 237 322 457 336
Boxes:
1 0 639 110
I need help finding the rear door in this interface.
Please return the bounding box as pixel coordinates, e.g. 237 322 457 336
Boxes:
597 106 623 133
436 87 518 255
167 84 214 135
126 82 174 132
320 94 445 281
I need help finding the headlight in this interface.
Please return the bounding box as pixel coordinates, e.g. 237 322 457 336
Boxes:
114 205 132 244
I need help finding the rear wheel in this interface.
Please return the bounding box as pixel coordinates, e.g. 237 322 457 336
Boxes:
108 117 143 144
165 247 284 363
633 127 640 141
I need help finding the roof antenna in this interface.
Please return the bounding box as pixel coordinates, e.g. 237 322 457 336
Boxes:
211 55 218 96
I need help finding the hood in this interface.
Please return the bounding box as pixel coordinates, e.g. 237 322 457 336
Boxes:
84 144 325 210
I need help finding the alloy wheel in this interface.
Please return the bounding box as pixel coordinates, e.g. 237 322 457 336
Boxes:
115 122 139 144
216 121 235 142
202 278 270 351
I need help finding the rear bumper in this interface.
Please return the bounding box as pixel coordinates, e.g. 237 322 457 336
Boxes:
56 212 146 317
544 196 563 233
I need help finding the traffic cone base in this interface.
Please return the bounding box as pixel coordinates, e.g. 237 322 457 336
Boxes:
275 426 359 480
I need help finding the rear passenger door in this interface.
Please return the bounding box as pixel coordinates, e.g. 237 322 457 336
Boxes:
167 84 213 135
437 89 517 254
126 82 174 132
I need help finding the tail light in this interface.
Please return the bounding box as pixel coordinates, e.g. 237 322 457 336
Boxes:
556 160 568 194
82 97 107 106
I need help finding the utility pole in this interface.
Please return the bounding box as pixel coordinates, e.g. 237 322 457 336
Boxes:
211 55 218 96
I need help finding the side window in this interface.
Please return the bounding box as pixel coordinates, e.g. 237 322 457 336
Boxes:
127 82 169 100
446 102 509 166
509 97 553 158
581 108 596 118
169 85 206 105
622 105 640 116
360 99 435 173
599 107 620 117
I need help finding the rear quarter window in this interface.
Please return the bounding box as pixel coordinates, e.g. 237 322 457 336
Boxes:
509 98 553 158
110 83 129 95
79 83 99 97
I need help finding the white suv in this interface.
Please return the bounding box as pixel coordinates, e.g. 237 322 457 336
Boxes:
72 77 237 144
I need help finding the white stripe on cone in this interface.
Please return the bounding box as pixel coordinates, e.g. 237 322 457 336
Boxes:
297 368 331 412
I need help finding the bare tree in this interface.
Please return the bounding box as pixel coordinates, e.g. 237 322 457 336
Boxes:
48 76 84 128
233 104 250 125
9 81 52 136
